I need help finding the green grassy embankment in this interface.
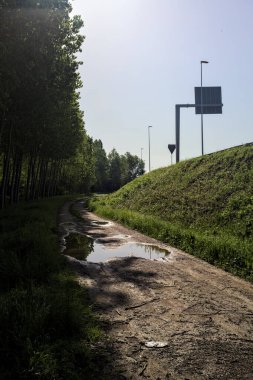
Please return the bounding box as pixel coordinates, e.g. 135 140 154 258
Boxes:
0 197 101 380
91 144 253 281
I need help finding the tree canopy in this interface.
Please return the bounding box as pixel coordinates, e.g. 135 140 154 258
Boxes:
93 145 145 193
0 0 145 207
0 0 87 206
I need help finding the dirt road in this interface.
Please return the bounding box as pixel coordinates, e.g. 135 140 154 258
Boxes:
59 201 253 380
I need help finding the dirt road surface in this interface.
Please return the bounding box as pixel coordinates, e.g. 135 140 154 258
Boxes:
59 201 253 380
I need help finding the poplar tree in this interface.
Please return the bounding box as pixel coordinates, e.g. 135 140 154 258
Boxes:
0 0 88 206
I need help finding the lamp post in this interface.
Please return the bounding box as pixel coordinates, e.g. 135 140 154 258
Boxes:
201 60 208 155
148 126 152 172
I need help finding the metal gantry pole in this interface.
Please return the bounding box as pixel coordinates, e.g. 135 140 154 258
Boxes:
175 102 221 163
175 106 180 163
176 104 203 163
201 63 203 155
200 60 208 155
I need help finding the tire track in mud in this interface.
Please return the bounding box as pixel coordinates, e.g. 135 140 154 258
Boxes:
59 201 253 380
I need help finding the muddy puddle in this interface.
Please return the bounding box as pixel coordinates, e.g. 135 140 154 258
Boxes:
64 233 170 263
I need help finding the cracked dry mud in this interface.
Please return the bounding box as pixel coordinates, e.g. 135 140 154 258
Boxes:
59 201 253 380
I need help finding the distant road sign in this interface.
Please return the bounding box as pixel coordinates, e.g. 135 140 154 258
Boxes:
168 144 176 154
195 86 222 114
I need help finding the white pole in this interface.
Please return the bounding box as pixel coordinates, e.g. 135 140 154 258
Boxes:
148 126 152 171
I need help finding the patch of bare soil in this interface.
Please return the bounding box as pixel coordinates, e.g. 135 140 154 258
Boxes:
60 201 253 379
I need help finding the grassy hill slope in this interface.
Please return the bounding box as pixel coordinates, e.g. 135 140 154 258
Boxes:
91 144 253 280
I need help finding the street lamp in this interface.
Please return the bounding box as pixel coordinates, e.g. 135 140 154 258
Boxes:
201 60 209 155
148 126 152 172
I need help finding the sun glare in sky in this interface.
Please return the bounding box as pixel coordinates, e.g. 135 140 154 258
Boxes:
72 0 253 169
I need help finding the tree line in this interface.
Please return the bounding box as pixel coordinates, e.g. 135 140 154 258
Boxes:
0 0 144 208
92 143 144 193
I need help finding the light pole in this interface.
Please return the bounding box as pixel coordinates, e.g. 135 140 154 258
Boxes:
201 60 208 155
148 126 152 172
140 147 144 161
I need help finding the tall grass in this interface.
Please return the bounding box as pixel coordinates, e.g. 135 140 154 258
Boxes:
0 197 101 379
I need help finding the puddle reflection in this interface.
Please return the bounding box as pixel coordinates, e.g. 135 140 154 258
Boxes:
90 220 109 226
64 233 169 262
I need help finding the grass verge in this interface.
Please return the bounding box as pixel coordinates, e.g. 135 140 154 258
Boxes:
0 196 102 380
90 200 253 283
90 146 253 281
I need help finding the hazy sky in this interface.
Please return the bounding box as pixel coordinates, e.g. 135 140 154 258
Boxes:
72 0 253 170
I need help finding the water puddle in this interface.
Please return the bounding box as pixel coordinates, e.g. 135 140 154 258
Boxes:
90 220 110 226
64 233 170 263
64 233 94 260
96 234 131 245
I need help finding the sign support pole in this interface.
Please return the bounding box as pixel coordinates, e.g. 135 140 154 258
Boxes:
175 103 222 163
175 105 180 163
175 104 196 163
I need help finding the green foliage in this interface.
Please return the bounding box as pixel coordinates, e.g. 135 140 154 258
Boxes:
92 139 109 192
90 143 145 193
0 197 102 379
60 135 96 194
100 148 145 193
0 0 145 203
64 233 94 260
0 0 96 205
120 151 145 186
107 148 122 191
91 145 253 281
0 284 100 379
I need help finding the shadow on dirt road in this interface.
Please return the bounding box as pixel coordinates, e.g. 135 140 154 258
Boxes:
59 201 253 380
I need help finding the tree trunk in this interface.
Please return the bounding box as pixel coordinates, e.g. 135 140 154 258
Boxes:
25 154 33 201
41 160 49 198
36 158 44 199
0 109 6 148
53 161 62 196
9 151 17 205
29 155 37 200
1 124 13 208
31 156 41 200
14 153 23 203
46 160 54 197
